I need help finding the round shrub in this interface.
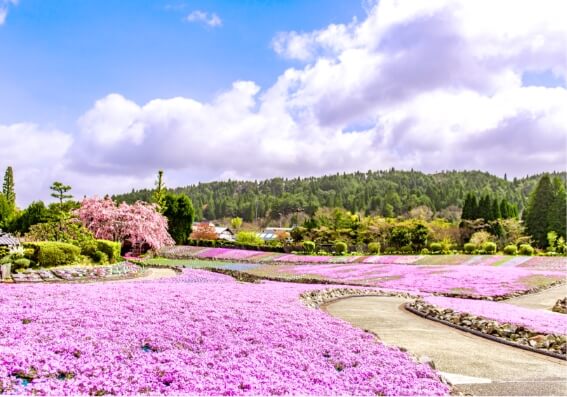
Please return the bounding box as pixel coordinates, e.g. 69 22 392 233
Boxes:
503 244 518 255
482 242 497 254
13 258 31 270
302 240 316 254
429 242 442 254
368 242 381 255
80 240 98 257
420 248 430 255
334 241 348 255
519 244 534 256
463 243 476 254
24 242 80 267
96 240 121 263
92 250 109 264
400 245 414 254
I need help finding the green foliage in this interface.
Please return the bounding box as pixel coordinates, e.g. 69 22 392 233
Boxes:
302 240 315 253
163 193 195 244
503 245 518 255
429 242 443 254
547 231 558 253
463 243 476 254
0 246 9 257
92 250 109 264
420 248 430 254
113 170 559 222
2 166 16 214
50 181 73 208
524 175 565 248
235 231 263 246
152 170 167 214
24 242 80 267
96 240 121 263
12 258 31 270
367 242 381 254
334 241 348 255
8 201 50 234
25 219 94 243
518 244 534 256
230 217 243 230
482 242 497 254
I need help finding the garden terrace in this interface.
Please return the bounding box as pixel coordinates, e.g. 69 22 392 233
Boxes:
0 269 449 396
4 262 143 283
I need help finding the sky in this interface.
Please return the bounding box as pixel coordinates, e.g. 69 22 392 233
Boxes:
0 0 566 206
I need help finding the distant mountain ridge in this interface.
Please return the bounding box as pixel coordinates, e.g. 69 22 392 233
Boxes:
113 170 566 222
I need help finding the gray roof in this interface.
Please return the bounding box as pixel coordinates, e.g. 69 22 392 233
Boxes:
0 233 20 246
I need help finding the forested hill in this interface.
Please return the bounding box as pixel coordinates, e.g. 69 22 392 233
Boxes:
113 170 566 222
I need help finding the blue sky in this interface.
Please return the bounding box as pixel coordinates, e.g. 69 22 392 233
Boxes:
0 0 366 130
0 0 566 205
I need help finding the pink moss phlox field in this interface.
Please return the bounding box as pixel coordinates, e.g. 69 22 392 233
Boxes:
423 296 567 335
283 263 564 296
159 246 566 269
0 270 449 396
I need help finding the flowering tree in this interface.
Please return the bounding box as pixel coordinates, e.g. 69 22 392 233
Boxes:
190 222 218 241
75 196 174 250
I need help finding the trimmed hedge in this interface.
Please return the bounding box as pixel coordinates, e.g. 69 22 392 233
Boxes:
302 240 316 253
96 240 121 263
519 244 534 256
503 244 518 255
482 242 497 254
23 242 80 267
368 242 381 255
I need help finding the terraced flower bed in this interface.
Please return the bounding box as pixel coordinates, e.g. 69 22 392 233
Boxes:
0 269 449 396
8 262 142 283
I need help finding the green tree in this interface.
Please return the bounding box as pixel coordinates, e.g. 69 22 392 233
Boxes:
524 175 556 247
50 181 73 210
230 217 243 230
10 201 49 234
491 198 501 220
152 170 167 214
547 177 566 240
2 166 15 209
163 193 195 244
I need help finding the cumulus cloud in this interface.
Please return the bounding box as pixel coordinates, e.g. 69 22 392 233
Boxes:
2 0 567 206
0 0 18 25
185 10 222 27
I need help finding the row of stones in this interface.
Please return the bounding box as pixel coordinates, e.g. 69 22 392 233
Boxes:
552 297 566 314
407 300 566 357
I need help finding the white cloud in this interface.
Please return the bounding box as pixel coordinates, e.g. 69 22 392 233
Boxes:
0 0 18 25
185 10 222 27
2 0 567 206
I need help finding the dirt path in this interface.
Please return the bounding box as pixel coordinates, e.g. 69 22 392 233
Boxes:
325 296 567 396
505 284 567 311
114 268 179 282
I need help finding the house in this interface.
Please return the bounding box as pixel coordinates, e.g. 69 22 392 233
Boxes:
214 226 235 242
258 227 293 242
0 230 21 254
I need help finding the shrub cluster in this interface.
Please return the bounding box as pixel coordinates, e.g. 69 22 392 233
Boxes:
24 242 81 267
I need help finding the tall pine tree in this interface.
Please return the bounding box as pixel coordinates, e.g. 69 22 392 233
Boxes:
2 166 15 212
547 177 566 240
524 175 556 247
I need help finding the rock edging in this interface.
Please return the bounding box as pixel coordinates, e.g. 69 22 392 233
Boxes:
406 300 566 360
299 287 416 308
552 297 566 314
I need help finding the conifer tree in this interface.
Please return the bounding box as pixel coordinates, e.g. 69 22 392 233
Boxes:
2 166 15 212
524 175 556 247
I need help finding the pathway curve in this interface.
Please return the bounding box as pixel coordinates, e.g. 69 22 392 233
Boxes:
325 296 567 396
505 284 567 311
112 268 179 283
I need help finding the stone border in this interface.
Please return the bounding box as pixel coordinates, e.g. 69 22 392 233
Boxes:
299 287 417 308
199 265 566 302
405 300 566 361
2 262 147 284
552 298 566 314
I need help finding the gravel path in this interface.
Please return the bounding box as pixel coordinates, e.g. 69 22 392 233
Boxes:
505 284 567 311
325 296 567 396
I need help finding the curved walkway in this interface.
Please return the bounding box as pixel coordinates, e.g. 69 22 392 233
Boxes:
112 268 179 282
325 296 567 396
506 284 567 311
